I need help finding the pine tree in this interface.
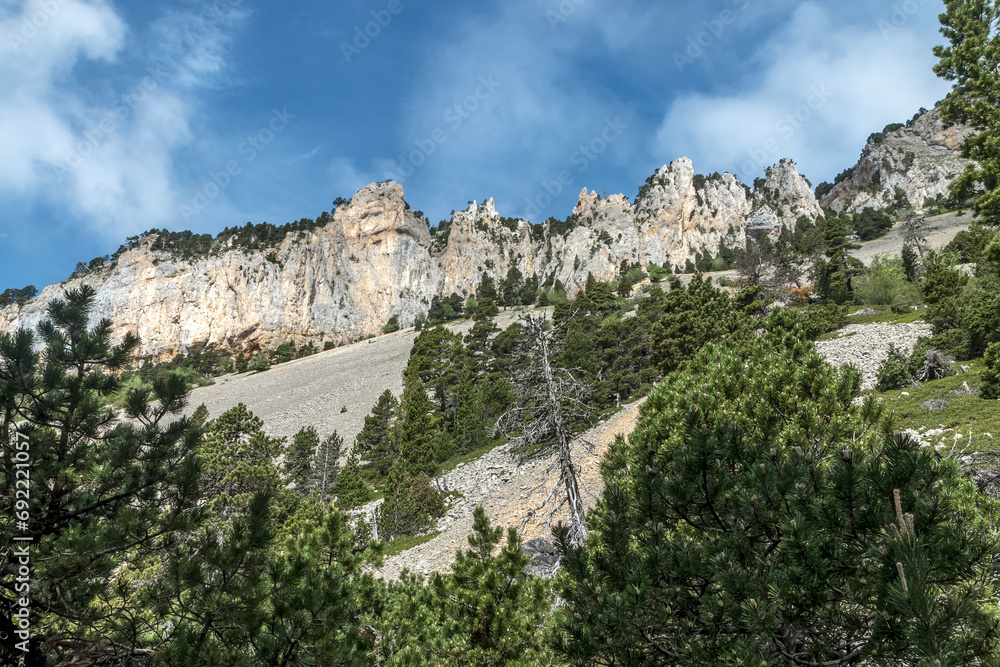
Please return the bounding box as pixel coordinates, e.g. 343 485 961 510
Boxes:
334 452 374 509
555 332 1000 665
814 216 864 303
934 0 1000 225
396 376 438 477
199 403 289 519
355 390 399 480
286 425 319 489
465 309 500 364
370 506 554 665
375 469 444 541
0 286 204 665
475 273 499 305
153 491 380 665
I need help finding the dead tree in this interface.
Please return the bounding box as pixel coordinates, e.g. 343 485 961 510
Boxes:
494 313 592 547
902 213 929 258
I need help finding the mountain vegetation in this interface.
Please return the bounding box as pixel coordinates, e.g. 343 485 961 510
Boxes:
2 6 1000 666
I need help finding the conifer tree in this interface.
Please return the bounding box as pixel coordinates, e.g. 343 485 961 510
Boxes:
286 424 319 488
814 216 865 303
334 452 374 509
371 506 554 665
555 333 1000 665
199 403 288 519
934 0 1000 225
0 286 204 664
355 389 399 479
396 376 438 476
153 491 380 666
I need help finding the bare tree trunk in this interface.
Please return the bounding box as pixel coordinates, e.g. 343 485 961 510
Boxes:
497 314 591 547
535 322 588 546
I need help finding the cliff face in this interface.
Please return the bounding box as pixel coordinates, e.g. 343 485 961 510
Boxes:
1 159 823 359
820 106 974 214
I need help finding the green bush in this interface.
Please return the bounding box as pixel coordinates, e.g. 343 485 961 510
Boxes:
876 344 918 391
382 315 400 334
795 302 848 340
248 354 270 373
982 342 1000 400
852 207 895 241
854 254 921 306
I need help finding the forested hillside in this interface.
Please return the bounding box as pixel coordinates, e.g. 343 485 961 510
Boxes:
3 2 1000 665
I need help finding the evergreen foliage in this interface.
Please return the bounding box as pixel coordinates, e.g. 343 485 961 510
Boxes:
934 0 1000 225
0 286 204 664
555 334 1000 665
371 506 554 665
286 425 319 488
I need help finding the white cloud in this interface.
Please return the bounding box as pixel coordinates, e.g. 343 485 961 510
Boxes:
0 0 246 241
654 1 952 185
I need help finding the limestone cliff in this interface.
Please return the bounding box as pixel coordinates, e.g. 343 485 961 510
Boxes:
0 157 824 359
820 105 974 214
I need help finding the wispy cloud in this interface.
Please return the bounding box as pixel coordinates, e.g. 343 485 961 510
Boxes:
654 1 950 184
0 0 248 242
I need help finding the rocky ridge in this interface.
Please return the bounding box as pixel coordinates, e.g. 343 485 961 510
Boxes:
1 160 820 360
820 106 974 214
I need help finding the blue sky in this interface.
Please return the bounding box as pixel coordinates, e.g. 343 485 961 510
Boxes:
0 0 952 290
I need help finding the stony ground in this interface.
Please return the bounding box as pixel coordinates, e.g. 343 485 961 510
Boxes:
815 320 934 389
375 400 645 580
185 311 523 444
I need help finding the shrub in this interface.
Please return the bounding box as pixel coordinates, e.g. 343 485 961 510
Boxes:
382 315 400 334
795 302 847 340
854 254 921 306
982 342 1000 400
876 343 916 391
852 207 895 241
248 354 270 373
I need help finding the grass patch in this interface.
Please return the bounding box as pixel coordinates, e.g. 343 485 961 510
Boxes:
846 307 927 326
383 531 441 557
871 357 1000 452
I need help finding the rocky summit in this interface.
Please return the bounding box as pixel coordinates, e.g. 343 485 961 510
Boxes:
0 104 973 361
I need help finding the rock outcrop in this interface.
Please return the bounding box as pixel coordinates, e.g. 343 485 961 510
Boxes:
0 157 824 359
820 106 975 214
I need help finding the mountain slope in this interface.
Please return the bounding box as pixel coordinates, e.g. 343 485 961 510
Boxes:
819 105 974 214
0 160 820 360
